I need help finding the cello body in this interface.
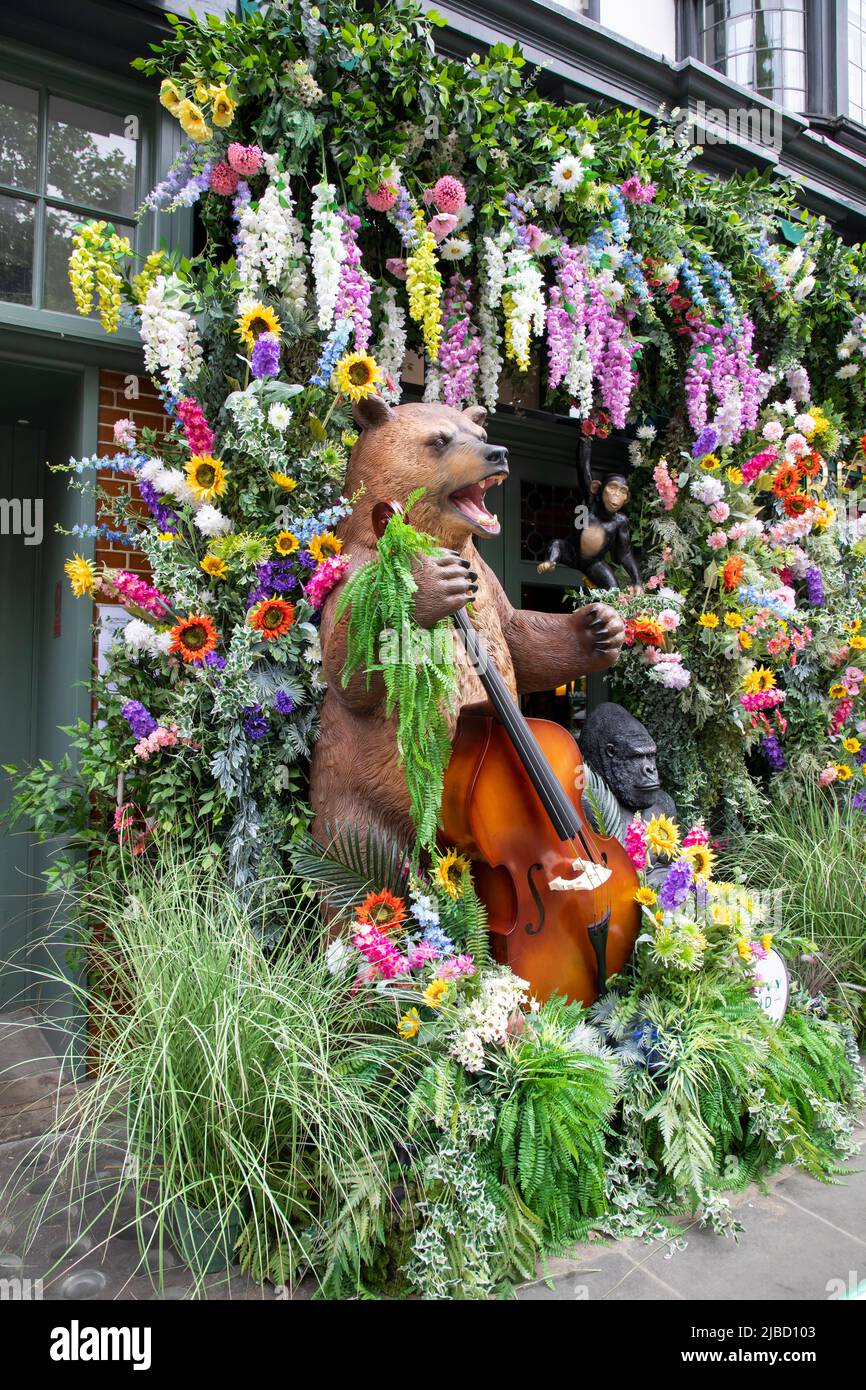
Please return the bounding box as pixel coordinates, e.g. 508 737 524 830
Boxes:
440 712 640 1006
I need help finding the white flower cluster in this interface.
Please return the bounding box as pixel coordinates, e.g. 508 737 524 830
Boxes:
139 275 203 397
123 618 172 660
480 234 508 310
375 286 408 403
237 169 305 295
310 182 346 331
447 966 531 1073
503 246 546 372
477 302 502 412
837 312 866 381
140 456 200 509
565 334 593 416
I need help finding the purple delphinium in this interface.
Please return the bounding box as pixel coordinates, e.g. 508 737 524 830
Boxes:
852 789 866 811
250 332 281 379
691 425 719 459
121 700 157 740
761 733 786 772
856 747 866 768
205 651 226 672
137 477 180 532
273 690 296 715
804 565 824 607
297 549 316 570
247 558 299 607
242 704 269 740
658 856 694 912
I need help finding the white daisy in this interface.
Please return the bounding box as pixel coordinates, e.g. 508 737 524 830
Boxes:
440 236 472 261
550 155 584 192
268 402 292 431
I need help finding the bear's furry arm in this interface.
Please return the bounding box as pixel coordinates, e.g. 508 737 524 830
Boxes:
318 549 386 712
474 551 624 693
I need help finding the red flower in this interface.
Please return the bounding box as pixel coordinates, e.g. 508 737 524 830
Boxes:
355 889 407 933
722 555 745 591
783 491 815 518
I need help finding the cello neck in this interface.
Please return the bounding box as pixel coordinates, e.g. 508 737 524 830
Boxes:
452 607 585 845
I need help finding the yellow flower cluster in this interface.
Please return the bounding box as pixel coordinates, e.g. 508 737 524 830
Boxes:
159 77 235 143
68 221 131 334
131 251 168 305
406 211 442 360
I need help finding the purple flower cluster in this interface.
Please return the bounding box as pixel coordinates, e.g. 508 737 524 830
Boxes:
439 274 481 408
121 700 157 739
692 425 719 458
504 190 533 249
247 557 299 607
546 244 588 391
205 651 226 672
584 277 639 430
251 332 281 379
761 733 786 772
334 212 373 352
242 704 269 740
852 789 866 812
658 856 694 911
274 690 296 715
389 187 418 248
684 316 766 444
137 477 179 533
804 565 825 606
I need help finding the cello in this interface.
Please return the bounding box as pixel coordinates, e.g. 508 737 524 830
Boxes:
440 605 640 1007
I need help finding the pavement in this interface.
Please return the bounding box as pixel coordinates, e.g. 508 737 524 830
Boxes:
1 1007 864 1302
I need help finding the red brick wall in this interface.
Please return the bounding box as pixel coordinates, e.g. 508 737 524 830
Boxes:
96 370 172 578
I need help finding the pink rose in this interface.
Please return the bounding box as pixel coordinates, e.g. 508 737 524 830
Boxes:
762 419 784 442
818 766 838 787
707 530 728 550
709 502 730 524
658 608 681 631
785 432 809 456
428 213 458 242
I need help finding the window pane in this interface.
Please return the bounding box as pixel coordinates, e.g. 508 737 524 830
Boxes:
47 97 137 215
43 207 134 315
0 81 39 192
0 194 35 304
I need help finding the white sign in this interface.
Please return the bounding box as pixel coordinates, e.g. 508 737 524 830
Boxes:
752 948 789 1024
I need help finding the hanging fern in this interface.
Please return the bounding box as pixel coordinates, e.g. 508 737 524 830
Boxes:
335 492 459 851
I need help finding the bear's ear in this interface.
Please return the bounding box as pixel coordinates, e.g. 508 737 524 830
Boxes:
462 405 487 428
353 395 393 431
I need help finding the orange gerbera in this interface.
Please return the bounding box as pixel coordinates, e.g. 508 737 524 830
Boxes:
784 491 815 518
249 596 295 641
722 554 745 591
355 889 407 932
631 618 665 647
169 614 219 663
771 462 801 496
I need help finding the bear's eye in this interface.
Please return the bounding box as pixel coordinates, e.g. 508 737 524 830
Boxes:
425 432 453 452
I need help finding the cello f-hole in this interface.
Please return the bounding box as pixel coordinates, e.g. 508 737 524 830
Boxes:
524 862 545 936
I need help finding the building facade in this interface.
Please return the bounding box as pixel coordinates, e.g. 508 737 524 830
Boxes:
1 0 865 1006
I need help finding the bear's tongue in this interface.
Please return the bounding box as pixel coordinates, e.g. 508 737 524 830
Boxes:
449 480 500 533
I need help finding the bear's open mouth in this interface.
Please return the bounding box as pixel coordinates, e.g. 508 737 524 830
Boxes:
448 470 506 534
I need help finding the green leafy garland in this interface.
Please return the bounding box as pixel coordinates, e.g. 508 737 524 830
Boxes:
335 493 459 849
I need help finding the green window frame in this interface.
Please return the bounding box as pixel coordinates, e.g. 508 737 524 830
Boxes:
0 43 162 345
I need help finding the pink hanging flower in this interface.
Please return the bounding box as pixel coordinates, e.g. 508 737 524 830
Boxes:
653 460 679 511
439 273 481 409
334 212 373 351
432 175 467 214
625 814 648 871
134 723 179 761
109 569 170 619
305 554 350 609
386 257 408 280
226 143 263 177
176 397 215 455
682 820 709 847
210 161 239 196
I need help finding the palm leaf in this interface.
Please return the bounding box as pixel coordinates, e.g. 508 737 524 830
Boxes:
290 820 410 913
581 763 622 838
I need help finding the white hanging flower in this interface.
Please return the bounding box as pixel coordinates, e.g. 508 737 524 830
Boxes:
139 274 203 398
477 302 502 412
550 154 584 192
422 359 442 402
310 182 346 331
236 168 305 295
374 286 408 404
503 246 545 372
481 233 508 310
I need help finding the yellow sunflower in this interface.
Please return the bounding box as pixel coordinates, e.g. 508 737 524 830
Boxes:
236 303 282 351
743 665 775 694
159 79 183 114
737 939 753 961
843 737 861 754
335 352 383 402
308 531 343 564
683 843 716 881
835 764 853 781
645 815 679 860
829 683 848 699
700 453 721 470
846 620 862 635
270 471 297 492
434 849 470 901
724 612 743 628
698 613 719 629
186 454 228 502
738 631 753 650
850 635 866 651
64 554 97 598
726 466 744 485
274 530 299 557
176 99 211 143
397 1008 421 1040
422 979 450 1010
634 886 657 907
200 555 228 581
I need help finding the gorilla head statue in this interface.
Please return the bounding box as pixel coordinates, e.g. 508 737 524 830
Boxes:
580 702 663 811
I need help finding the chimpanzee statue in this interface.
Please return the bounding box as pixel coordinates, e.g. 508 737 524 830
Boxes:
537 437 642 590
